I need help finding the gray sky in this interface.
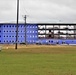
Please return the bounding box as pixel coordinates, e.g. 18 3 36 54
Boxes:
0 0 76 23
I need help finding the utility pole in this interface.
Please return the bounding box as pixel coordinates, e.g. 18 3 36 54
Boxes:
24 15 27 46
15 0 19 49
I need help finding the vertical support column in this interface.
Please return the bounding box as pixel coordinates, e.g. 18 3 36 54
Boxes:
45 24 46 39
59 24 60 39
53 25 54 39
74 24 76 39
24 15 27 46
66 25 68 39
15 0 19 49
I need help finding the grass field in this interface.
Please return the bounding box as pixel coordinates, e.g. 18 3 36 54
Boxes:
0 45 76 75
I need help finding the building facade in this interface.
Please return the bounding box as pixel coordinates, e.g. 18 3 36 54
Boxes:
0 23 38 44
0 23 76 44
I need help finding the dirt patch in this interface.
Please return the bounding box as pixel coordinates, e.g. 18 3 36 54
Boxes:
1 44 76 54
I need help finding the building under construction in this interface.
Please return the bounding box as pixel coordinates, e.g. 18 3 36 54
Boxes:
0 23 76 44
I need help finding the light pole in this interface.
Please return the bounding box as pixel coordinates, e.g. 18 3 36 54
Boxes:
15 0 19 49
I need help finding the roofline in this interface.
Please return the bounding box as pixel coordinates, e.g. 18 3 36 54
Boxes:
37 23 76 25
0 23 38 25
0 23 76 25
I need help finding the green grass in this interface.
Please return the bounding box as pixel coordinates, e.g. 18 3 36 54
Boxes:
0 46 76 75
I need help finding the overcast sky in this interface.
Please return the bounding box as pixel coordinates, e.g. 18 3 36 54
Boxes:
0 0 76 23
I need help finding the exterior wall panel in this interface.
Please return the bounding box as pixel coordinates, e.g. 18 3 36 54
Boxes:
0 23 38 44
